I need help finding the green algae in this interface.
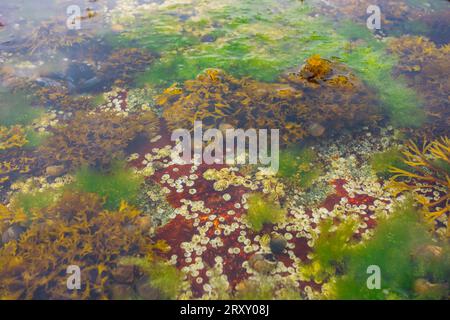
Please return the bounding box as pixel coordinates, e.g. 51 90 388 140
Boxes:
0 89 43 127
370 147 407 178
334 199 449 299
245 193 286 232
312 217 359 272
335 22 425 127
24 129 50 148
109 0 424 127
11 189 59 218
122 257 186 300
71 163 144 211
144 261 186 299
278 147 322 190
310 198 450 300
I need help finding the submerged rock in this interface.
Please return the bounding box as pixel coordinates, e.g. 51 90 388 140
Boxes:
201 34 217 43
76 76 104 92
269 234 287 254
248 253 277 274
1 225 26 244
307 122 326 137
65 62 96 85
45 165 65 177
35 77 65 88
413 279 448 299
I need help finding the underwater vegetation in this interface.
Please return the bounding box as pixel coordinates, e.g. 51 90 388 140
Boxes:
278 146 322 190
33 86 94 112
97 48 155 90
10 188 59 218
28 48 155 96
0 192 169 299
71 162 144 211
24 20 93 54
0 126 28 151
110 0 424 128
299 217 358 285
317 0 448 36
159 57 380 144
335 27 425 128
113 0 359 84
301 198 449 299
388 36 450 137
245 193 286 232
0 126 37 189
0 0 448 302
120 257 186 300
334 200 449 300
234 276 300 300
370 147 407 179
0 89 43 127
24 129 50 149
388 137 450 233
39 110 159 171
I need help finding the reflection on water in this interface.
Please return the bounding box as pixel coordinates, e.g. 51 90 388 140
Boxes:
0 0 449 300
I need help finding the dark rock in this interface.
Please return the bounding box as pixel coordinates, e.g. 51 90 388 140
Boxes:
45 71 66 81
263 253 276 262
77 76 104 92
45 165 65 177
201 35 216 43
65 62 96 84
35 77 64 88
307 122 326 137
269 235 287 254
2 225 26 244
0 39 21 51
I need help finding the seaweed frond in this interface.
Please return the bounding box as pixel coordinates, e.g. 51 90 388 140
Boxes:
388 137 450 231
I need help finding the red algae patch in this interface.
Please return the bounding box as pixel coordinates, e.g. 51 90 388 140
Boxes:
128 131 396 298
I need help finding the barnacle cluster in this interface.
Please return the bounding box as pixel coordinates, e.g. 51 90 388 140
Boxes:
388 137 449 233
0 192 168 299
389 36 450 137
39 110 160 171
159 56 380 144
136 181 176 228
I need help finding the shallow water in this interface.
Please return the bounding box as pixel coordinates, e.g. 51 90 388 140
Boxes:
0 0 449 300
